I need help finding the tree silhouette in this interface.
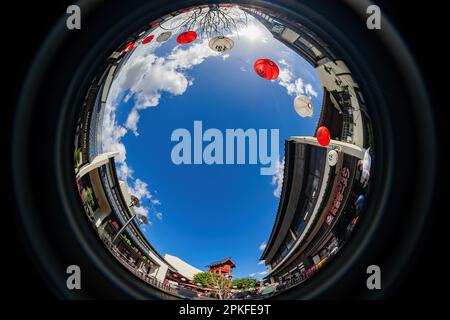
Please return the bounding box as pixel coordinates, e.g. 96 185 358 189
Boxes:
160 4 248 40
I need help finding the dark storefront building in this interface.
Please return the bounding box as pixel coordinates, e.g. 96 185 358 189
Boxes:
260 138 362 285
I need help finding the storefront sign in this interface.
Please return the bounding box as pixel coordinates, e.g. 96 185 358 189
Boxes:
325 167 350 225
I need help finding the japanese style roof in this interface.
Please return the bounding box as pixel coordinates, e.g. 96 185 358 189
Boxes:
206 257 236 268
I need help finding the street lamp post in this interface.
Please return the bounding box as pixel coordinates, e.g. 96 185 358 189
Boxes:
111 213 136 244
111 195 140 244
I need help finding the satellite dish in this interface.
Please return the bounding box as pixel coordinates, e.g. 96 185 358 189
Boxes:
327 150 338 166
156 31 172 43
209 36 234 52
294 95 314 117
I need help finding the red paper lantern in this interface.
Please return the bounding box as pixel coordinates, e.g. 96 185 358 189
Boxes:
151 21 160 28
254 58 279 80
121 41 135 53
316 126 331 147
177 31 197 44
142 35 155 44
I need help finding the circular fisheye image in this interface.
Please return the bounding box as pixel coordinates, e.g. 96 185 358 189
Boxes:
73 3 374 299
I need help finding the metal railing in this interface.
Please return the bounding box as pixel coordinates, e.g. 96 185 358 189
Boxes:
102 238 178 295
337 88 355 143
271 268 317 295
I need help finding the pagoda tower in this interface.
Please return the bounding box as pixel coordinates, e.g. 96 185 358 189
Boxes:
206 258 236 279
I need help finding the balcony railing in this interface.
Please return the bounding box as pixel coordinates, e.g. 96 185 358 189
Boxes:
102 239 178 295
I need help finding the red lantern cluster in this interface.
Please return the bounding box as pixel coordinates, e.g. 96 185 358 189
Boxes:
151 21 160 28
316 126 331 147
142 35 155 44
121 41 135 53
177 31 197 44
254 58 279 80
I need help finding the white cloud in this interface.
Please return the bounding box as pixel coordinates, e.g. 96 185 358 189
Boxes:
221 53 230 61
259 242 267 251
278 67 304 96
151 199 161 205
279 59 289 67
125 108 140 136
129 179 152 200
107 39 219 136
258 260 265 265
240 66 246 72
128 179 151 218
277 60 318 98
117 162 134 181
134 206 150 219
271 158 285 198
305 83 318 97
167 40 219 70
101 36 223 228
238 23 266 41
101 101 128 164
249 269 268 278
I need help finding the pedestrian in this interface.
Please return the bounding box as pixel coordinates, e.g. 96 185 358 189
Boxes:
360 148 372 188
355 194 365 216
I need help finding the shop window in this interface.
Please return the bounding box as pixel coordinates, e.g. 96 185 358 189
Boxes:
280 245 288 258
285 234 294 250
294 219 306 237
311 175 320 198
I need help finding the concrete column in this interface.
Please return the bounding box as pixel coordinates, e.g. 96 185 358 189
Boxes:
155 264 168 283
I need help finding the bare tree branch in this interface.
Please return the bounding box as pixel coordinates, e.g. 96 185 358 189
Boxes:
159 5 248 40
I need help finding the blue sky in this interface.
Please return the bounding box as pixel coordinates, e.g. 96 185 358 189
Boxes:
101 8 323 279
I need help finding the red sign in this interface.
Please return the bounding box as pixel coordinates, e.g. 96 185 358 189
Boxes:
325 167 350 225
